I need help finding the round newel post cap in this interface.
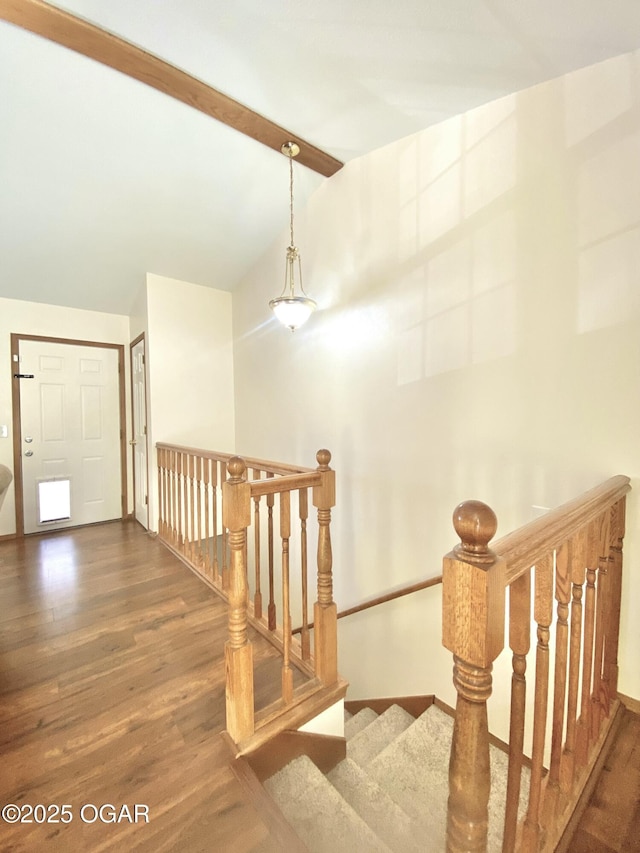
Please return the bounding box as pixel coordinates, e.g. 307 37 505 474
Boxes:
453 500 497 562
316 449 332 470
227 456 247 483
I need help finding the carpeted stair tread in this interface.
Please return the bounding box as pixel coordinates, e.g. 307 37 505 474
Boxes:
367 705 529 852
347 704 415 767
327 757 425 853
264 754 323 807
484 746 531 851
265 755 393 853
366 705 450 846
345 706 378 740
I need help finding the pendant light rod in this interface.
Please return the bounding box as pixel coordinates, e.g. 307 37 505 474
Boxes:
284 142 298 248
269 141 317 331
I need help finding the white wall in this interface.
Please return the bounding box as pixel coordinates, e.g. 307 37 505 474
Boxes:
129 280 148 346
232 51 640 703
0 297 131 536
145 273 235 530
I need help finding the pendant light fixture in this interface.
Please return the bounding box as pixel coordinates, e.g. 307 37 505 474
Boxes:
269 141 317 331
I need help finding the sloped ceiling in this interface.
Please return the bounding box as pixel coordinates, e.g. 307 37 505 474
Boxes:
1 0 640 315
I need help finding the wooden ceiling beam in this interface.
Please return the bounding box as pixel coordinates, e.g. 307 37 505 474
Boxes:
0 0 344 177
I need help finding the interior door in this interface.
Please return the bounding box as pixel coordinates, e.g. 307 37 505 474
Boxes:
130 336 149 528
18 339 123 534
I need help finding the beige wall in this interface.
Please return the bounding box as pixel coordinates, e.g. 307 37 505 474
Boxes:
232 51 640 704
0 297 131 537
145 274 235 530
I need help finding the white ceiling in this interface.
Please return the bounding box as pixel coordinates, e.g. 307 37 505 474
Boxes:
2 1 640 315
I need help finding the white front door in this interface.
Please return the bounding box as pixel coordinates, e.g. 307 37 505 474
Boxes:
131 336 148 528
18 339 123 534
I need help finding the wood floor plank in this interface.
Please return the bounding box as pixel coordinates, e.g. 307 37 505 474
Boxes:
0 521 299 852
567 707 640 853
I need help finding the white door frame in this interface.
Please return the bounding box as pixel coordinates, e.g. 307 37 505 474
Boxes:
11 333 127 537
129 332 149 530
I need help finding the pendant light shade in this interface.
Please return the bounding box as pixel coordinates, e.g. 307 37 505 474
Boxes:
269 142 316 331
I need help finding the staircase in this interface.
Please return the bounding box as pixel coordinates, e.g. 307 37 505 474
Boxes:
264 703 529 853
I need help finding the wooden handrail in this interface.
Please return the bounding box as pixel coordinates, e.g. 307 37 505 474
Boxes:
292 575 443 635
442 476 630 853
494 475 630 584
156 442 315 477
249 471 321 497
337 575 443 620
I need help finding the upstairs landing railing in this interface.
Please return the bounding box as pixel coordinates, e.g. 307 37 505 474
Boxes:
442 475 630 852
156 444 344 752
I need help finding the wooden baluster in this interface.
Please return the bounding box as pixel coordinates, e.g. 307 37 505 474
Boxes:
603 497 625 713
169 450 178 546
178 452 185 548
280 491 293 703
267 474 276 631
223 456 254 743
157 448 164 537
179 451 185 550
252 470 263 620
503 570 531 852
203 458 211 578
221 460 230 592
299 487 311 661
545 539 571 821
442 500 505 853
161 449 169 539
188 454 196 563
563 532 586 790
212 459 219 585
195 456 203 567
313 450 337 686
577 520 598 767
184 454 190 557
176 451 185 550
522 553 553 851
171 451 177 542
591 509 611 739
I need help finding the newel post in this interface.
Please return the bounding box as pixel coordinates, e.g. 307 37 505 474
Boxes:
442 501 506 853
222 456 254 743
313 449 338 686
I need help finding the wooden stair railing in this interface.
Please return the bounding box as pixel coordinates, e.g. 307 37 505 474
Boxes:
442 475 631 853
292 575 443 634
156 443 344 753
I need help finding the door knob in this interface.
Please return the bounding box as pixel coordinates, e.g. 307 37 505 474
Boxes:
24 450 33 457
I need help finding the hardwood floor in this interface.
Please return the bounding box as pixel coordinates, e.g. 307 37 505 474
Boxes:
0 521 295 852
568 706 640 853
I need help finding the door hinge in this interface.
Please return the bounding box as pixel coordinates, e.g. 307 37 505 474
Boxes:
145 495 148 505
